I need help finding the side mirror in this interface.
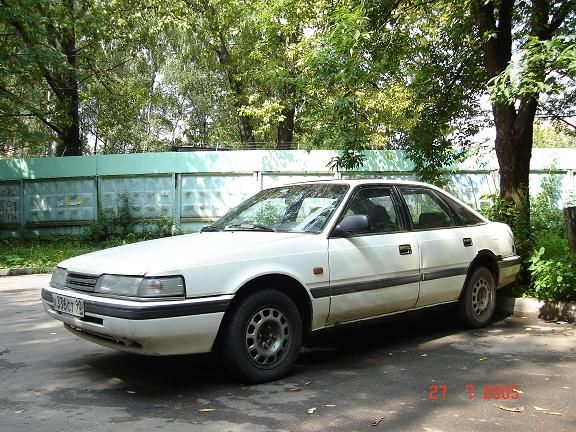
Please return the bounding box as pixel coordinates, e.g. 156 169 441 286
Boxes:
332 214 371 237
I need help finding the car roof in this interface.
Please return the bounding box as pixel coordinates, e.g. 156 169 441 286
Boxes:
282 178 437 188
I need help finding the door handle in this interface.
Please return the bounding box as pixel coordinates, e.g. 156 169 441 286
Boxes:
463 238 473 247
399 244 412 255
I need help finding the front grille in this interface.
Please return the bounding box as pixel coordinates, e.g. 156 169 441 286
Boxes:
66 272 98 292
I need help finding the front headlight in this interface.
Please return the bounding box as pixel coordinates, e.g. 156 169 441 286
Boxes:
95 275 185 298
50 267 67 288
138 277 185 298
95 275 142 297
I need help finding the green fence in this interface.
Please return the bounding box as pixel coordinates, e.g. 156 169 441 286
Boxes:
1 149 575 237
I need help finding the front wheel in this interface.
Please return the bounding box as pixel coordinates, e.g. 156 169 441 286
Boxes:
459 267 496 328
219 289 303 383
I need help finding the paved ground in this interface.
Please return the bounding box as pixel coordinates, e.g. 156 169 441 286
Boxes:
1 274 575 432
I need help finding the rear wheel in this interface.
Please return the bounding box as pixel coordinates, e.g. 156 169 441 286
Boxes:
459 267 496 328
220 289 302 383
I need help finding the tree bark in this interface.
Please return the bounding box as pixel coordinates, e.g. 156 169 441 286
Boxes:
277 106 295 150
57 1 82 156
213 24 255 146
473 0 567 206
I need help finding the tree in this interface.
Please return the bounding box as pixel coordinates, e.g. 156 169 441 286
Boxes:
0 0 90 156
473 0 575 206
298 0 486 182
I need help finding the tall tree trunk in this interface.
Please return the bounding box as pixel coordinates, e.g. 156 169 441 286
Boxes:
215 37 255 146
492 100 536 206
58 41 81 157
238 113 255 145
277 106 295 150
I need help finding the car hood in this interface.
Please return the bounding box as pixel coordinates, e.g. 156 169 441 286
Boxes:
59 232 314 276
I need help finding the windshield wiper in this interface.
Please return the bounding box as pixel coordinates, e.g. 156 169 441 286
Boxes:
225 223 275 232
200 225 220 232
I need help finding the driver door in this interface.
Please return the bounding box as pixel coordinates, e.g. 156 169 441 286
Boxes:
327 186 421 324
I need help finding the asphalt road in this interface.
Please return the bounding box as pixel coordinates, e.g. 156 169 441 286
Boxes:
1 274 575 432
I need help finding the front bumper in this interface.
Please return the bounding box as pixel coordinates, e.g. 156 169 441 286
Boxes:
42 286 231 355
497 255 522 288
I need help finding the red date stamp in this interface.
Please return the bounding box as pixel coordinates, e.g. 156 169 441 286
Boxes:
429 384 520 400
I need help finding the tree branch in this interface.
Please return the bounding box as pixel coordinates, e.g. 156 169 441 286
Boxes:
548 0 575 36
0 85 63 136
78 58 131 85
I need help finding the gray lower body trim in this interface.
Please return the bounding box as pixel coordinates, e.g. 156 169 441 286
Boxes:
310 266 469 299
310 274 420 299
421 266 468 282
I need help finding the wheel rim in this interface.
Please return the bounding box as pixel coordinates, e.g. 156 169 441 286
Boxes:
244 306 291 369
471 277 493 319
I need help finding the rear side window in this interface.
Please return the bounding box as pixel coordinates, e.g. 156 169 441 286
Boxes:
398 187 454 230
441 194 484 226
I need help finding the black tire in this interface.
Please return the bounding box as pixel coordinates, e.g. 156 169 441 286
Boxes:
459 267 496 328
219 289 303 383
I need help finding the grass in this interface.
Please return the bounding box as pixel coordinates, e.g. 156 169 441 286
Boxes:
0 237 124 271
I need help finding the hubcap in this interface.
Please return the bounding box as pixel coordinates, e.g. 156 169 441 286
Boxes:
471 277 493 319
245 307 291 368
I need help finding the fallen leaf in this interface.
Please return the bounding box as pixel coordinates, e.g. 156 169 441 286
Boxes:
533 406 548 411
198 408 216 413
307 407 317 415
371 416 386 426
479 357 488 361
496 404 524 413
545 412 562 416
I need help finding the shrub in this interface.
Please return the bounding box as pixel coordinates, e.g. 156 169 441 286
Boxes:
88 193 183 242
528 242 576 302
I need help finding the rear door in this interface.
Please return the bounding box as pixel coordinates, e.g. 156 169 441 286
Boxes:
327 186 420 324
396 186 478 307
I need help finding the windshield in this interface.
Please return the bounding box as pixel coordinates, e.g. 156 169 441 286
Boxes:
204 183 349 233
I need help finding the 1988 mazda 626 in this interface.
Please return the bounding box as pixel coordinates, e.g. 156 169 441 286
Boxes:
43 180 521 382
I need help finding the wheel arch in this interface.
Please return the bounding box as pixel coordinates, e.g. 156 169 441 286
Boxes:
214 273 313 349
459 250 499 301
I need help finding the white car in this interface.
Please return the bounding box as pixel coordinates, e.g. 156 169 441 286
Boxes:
43 180 520 383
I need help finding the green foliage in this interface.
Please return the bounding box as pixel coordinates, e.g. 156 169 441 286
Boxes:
530 169 565 236
327 150 367 172
488 35 576 106
0 237 102 271
525 169 576 301
88 193 134 242
528 242 576 302
480 191 532 278
88 193 183 242
482 169 576 302
533 120 576 148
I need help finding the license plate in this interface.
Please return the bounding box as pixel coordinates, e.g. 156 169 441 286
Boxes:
52 293 84 317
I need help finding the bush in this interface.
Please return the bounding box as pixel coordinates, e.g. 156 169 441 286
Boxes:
528 238 576 301
481 170 576 302
88 193 183 242
530 170 565 237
